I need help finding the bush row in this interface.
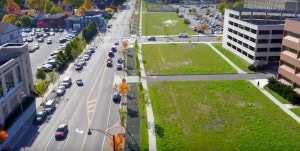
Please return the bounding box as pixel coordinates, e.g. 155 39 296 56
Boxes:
267 77 300 104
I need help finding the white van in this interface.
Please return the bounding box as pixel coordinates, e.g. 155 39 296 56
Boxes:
44 98 56 114
61 77 72 88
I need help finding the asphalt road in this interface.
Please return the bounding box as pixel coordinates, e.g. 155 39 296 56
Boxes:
12 4 134 151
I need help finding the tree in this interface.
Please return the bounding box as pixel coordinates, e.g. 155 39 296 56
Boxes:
64 43 72 59
118 79 130 109
0 130 8 144
109 134 124 151
217 2 228 15
62 0 72 6
118 109 127 133
36 69 46 80
44 0 54 14
34 81 48 99
233 2 244 8
7 0 21 10
26 0 46 12
48 71 58 88
50 6 62 14
83 0 92 10
27 9 35 15
1 14 16 24
206 7 211 15
20 15 31 27
216 36 222 41
197 24 209 32
75 6 87 15
105 8 114 14
71 0 83 8
176 8 179 14
56 51 67 64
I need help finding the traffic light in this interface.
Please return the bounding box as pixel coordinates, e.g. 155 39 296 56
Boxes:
0 130 8 144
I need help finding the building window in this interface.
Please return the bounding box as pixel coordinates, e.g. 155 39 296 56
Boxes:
249 46 255 51
271 39 282 43
228 28 233 32
229 21 233 25
269 47 281 52
257 48 268 52
16 66 22 83
229 13 234 18
272 30 283 35
244 35 249 40
245 26 250 31
258 30 270 35
250 37 256 43
5 71 15 92
251 29 257 34
285 31 299 38
257 39 268 43
0 81 3 98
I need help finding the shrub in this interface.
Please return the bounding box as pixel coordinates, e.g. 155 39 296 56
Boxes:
266 77 300 104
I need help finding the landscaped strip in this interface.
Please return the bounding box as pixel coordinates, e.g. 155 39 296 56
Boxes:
138 83 149 151
142 43 236 75
149 80 300 151
142 0 147 12
290 108 300 117
142 13 194 35
211 43 253 73
264 86 291 104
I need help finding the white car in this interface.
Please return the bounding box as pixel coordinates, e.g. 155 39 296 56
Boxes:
82 55 90 61
34 43 40 49
47 39 52 44
79 59 86 65
56 86 66 96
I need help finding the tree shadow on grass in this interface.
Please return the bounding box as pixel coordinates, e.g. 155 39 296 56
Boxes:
155 124 164 138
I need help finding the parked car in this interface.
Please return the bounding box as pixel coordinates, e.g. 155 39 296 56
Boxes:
27 37 33 42
55 124 68 140
47 39 52 44
107 60 113 67
178 33 188 38
61 77 72 88
108 51 114 58
34 109 47 124
112 92 121 103
37 38 44 42
117 57 123 64
56 86 66 96
117 63 122 70
75 65 83 71
59 38 67 43
82 54 90 61
114 41 119 45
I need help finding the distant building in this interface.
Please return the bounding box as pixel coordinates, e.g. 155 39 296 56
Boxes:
0 43 34 126
277 18 300 93
65 10 106 31
222 8 299 63
244 0 300 11
37 13 68 28
29 13 47 27
0 22 22 46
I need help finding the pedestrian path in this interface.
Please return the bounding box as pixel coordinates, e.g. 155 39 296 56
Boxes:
250 79 300 123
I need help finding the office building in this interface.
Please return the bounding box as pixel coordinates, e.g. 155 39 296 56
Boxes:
0 43 34 126
278 18 300 92
244 0 300 11
222 8 299 63
0 22 22 46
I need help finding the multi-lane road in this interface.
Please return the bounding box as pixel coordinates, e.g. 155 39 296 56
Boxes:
12 1 135 150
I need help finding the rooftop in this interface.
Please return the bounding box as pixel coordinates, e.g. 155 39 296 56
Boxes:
243 19 285 25
287 18 300 22
230 8 300 14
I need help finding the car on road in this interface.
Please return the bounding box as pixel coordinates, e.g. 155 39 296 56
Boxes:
44 98 56 114
112 92 121 103
147 36 156 41
34 43 40 49
27 37 33 42
178 33 188 38
34 109 47 124
114 41 119 45
55 124 68 140
56 86 66 96
29 45 39 53
117 63 122 70
107 60 113 67
75 65 83 71
62 77 72 88
108 51 114 58
117 57 123 64
49 32 55 36
47 39 52 44
111 45 117 52
76 79 83 86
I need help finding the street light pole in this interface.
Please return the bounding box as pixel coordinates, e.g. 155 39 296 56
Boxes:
88 128 118 151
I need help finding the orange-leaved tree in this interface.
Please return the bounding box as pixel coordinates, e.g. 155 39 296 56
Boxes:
0 130 8 144
27 9 36 15
197 24 209 32
83 0 92 10
62 0 71 6
109 134 124 151
117 79 130 97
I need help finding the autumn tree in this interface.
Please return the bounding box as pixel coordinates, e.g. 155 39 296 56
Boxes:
26 0 46 12
7 0 20 11
62 0 72 6
109 134 124 151
83 0 92 10
233 2 244 8
27 9 35 15
50 6 62 14
197 24 209 32
1 14 16 24
44 0 54 14
206 7 211 15
0 130 8 144
75 6 87 15
105 7 114 14
217 1 229 15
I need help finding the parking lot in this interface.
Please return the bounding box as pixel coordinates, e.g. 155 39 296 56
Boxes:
22 28 71 81
172 4 223 35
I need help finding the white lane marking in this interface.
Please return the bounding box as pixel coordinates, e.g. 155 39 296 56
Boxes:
43 134 54 151
76 128 84 134
61 115 66 121
62 136 70 151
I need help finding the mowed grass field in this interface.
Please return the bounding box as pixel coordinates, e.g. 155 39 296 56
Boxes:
142 13 194 35
149 80 300 151
142 43 236 75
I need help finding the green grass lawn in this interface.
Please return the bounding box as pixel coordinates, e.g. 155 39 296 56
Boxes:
149 80 300 151
212 43 253 73
137 83 149 151
264 86 291 104
290 108 300 117
142 13 194 35
142 43 236 75
142 0 147 11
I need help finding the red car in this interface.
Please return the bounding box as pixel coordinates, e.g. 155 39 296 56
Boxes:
55 124 68 140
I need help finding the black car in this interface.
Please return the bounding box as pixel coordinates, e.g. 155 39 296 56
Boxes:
35 110 47 124
76 79 84 86
75 65 83 71
59 38 67 43
107 60 113 67
108 51 114 58
147 37 156 41
55 124 68 140
113 92 121 103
